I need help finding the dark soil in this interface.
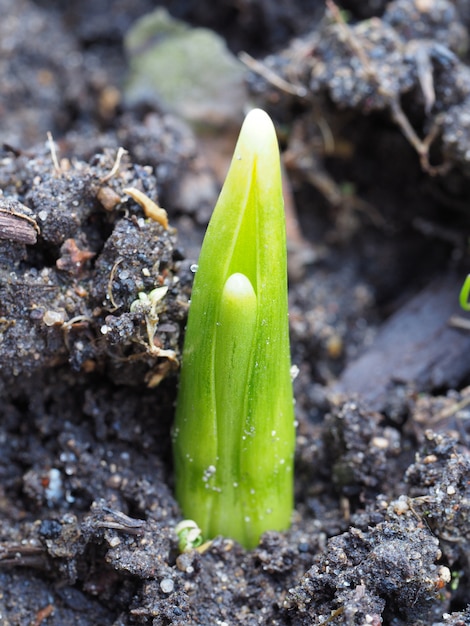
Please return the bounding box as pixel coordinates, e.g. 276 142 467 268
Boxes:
0 0 469 624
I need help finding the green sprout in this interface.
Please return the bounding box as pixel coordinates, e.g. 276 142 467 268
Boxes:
172 108 295 549
459 274 470 311
130 286 172 354
174 519 204 552
450 569 461 592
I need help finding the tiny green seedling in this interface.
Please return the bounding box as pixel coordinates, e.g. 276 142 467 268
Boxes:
174 519 204 552
459 274 470 311
130 286 173 355
173 108 295 549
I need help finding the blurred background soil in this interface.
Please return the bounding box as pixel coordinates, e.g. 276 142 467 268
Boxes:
0 0 469 624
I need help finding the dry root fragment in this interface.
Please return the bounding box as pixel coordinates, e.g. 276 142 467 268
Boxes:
0 198 40 245
96 185 122 211
56 238 95 275
99 147 128 183
145 356 179 387
34 604 55 626
124 187 169 229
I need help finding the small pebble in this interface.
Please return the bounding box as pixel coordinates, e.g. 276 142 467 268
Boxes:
371 436 389 449
176 552 195 574
108 536 121 548
43 310 65 326
160 578 174 593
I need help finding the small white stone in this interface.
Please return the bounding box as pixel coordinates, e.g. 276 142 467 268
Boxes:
438 566 451 584
160 578 174 594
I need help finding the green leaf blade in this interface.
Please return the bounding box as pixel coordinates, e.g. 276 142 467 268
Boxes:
173 109 295 549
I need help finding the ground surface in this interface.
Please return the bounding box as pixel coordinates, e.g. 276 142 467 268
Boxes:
0 0 469 624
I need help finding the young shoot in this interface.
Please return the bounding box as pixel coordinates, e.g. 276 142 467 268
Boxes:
173 108 295 549
459 274 470 311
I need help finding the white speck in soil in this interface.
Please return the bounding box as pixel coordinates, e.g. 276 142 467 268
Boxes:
160 578 174 594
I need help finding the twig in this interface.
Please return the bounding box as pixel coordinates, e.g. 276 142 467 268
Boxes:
47 131 61 174
239 51 307 98
106 258 123 311
429 391 470 423
318 606 345 625
326 0 450 175
100 147 128 184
